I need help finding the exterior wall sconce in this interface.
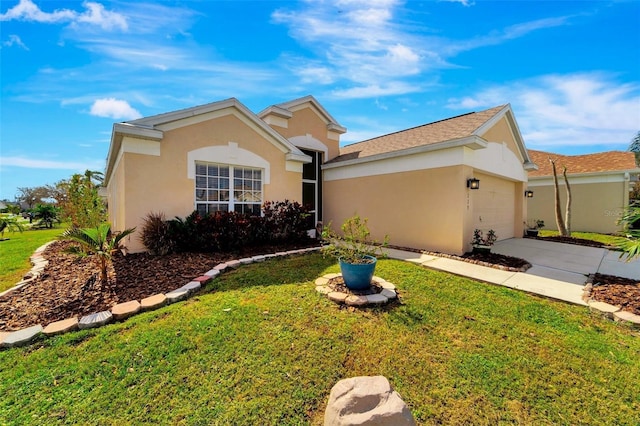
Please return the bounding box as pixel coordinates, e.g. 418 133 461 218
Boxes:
525 190 534 198
467 178 480 190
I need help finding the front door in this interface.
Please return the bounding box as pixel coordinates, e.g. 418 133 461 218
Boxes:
301 149 323 226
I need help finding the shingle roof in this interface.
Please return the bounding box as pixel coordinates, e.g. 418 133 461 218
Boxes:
528 150 638 177
328 105 507 163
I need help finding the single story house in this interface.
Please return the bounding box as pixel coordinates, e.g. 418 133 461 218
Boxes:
527 150 639 234
105 96 536 254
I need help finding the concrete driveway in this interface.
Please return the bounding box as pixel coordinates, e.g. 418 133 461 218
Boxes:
492 238 640 283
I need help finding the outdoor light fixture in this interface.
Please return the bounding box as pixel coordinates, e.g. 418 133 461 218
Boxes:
467 178 480 190
525 190 534 198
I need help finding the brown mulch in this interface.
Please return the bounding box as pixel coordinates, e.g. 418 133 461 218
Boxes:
590 274 640 316
0 240 319 332
527 235 610 248
461 251 531 270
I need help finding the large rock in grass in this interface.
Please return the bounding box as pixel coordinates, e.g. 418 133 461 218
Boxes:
324 376 416 426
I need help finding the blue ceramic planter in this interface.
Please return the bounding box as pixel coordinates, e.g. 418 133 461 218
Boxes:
339 255 377 290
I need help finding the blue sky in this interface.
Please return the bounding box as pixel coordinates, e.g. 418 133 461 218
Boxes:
1 0 639 200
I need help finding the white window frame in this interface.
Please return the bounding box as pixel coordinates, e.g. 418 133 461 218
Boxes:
195 162 263 215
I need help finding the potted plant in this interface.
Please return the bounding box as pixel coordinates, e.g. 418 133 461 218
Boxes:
471 229 497 254
322 215 388 290
524 219 545 237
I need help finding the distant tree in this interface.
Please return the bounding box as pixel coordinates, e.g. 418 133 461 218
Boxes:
61 224 135 287
32 204 60 229
58 170 106 228
550 158 572 237
15 186 52 209
629 131 640 166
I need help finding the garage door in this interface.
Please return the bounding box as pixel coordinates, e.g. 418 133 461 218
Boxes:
473 176 515 240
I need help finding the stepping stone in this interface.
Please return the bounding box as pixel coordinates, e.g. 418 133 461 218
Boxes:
315 277 330 286
251 255 266 262
180 281 201 294
381 289 397 299
345 295 369 307
0 325 43 348
328 292 348 303
79 311 113 329
214 263 228 272
141 294 167 311
316 286 332 295
165 288 190 303
366 294 388 305
43 317 79 336
204 269 220 278
192 276 212 284
239 257 254 265
613 310 640 329
111 300 141 320
588 301 620 319
226 260 241 269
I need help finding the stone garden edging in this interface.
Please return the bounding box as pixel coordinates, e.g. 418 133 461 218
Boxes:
0 246 322 349
582 275 640 329
0 241 55 299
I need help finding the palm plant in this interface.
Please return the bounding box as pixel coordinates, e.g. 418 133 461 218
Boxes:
0 216 24 239
32 204 60 228
618 204 640 261
61 223 135 286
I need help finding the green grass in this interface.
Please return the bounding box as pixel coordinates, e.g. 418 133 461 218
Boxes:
539 229 628 248
0 226 64 292
1 254 639 425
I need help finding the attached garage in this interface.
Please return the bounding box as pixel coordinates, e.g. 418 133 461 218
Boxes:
324 104 535 255
472 173 517 240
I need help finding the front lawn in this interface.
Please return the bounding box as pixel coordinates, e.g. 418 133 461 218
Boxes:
1 255 638 425
539 229 627 248
0 226 64 292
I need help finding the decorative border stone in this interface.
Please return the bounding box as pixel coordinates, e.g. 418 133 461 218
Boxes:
317 274 398 307
165 288 190 303
79 311 113 330
141 294 167 311
111 301 141 321
43 317 79 336
1 324 43 348
582 274 640 328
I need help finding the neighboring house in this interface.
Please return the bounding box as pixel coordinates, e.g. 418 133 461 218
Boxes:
527 150 639 234
105 97 535 254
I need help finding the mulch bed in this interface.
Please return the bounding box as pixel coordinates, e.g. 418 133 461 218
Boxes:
0 240 319 332
1 238 638 332
527 235 611 248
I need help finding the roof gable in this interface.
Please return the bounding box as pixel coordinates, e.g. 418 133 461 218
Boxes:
258 95 346 133
528 150 638 177
328 104 534 168
105 98 309 183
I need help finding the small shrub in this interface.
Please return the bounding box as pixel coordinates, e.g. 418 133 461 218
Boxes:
471 229 497 246
140 212 174 255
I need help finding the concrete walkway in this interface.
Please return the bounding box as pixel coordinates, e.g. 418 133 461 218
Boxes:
383 239 640 307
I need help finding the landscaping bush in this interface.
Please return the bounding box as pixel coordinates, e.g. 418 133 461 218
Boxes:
140 201 313 254
140 212 174 255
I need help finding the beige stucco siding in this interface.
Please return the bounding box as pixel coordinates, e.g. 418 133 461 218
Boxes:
527 177 628 234
269 107 340 161
323 166 469 254
479 116 523 161
109 113 303 252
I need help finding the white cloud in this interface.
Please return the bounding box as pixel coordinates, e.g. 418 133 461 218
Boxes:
0 156 103 170
0 0 127 31
440 0 475 6
89 98 142 120
2 34 28 50
333 82 421 99
447 73 640 149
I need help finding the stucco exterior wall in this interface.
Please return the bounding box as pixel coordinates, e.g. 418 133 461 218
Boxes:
268 106 341 161
479 116 523 161
323 165 470 254
471 171 524 240
109 113 303 252
527 176 629 234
